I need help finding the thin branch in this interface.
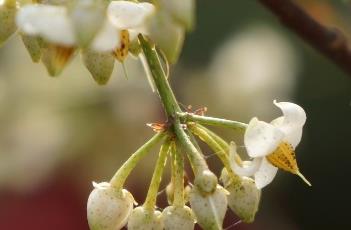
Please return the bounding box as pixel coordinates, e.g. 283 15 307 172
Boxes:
259 0 351 79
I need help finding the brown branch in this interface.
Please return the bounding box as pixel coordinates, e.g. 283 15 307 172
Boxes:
259 0 351 78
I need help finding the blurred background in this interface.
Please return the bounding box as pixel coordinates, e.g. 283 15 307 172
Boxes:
0 0 350 229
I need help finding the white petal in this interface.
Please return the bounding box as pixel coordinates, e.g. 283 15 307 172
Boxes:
244 117 284 158
254 158 278 189
91 19 120 52
229 142 262 176
107 1 155 30
16 5 75 46
273 100 306 147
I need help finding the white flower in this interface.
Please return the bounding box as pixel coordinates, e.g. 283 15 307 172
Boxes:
162 205 195 230
87 182 135 230
189 185 228 230
127 206 163 230
231 100 311 189
16 1 155 52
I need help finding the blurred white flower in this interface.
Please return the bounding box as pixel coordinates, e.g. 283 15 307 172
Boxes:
210 25 300 120
230 101 311 189
16 1 155 51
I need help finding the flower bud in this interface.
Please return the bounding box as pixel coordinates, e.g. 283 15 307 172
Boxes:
194 169 218 195
21 34 43 63
147 10 185 64
221 169 261 223
0 0 17 46
41 45 75 76
70 0 106 48
127 206 163 230
189 185 228 230
162 205 195 230
81 49 115 85
87 182 134 230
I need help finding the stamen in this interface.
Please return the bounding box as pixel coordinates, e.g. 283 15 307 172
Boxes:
114 30 130 62
296 171 312 186
267 142 312 186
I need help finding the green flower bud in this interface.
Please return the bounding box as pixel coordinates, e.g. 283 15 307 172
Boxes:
20 34 43 63
189 185 228 230
127 206 163 230
194 169 218 195
0 0 17 46
221 169 261 223
87 182 134 230
162 205 195 230
81 49 115 85
70 0 106 48
147 10 185 64
41 45 75 77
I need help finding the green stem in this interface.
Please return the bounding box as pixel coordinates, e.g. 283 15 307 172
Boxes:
173 142 185 207
144 138 172 211
188 123 240 182
110 131 167 191
138 35 181 117
139 34 208 177
173 119 208 175
179 112 247 132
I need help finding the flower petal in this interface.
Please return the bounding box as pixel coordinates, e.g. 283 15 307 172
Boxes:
16 5 75 46
107 1 155 30
272 100 306 148
91 19 120 52
254 158 278 189
244 117 284 157
229 142 262 176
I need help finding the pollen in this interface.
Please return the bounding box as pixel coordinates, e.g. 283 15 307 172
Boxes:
114 30 130 62
266 142 311 186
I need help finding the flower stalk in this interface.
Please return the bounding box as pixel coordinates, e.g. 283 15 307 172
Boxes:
172 142 185 207
110 131 167 191
144 137 172 211
188 123 240 183
178 112 248 132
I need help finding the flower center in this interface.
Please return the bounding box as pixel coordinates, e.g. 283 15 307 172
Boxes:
266 142 298 174
114 30 130 62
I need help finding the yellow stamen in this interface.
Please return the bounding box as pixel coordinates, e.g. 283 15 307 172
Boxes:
114 30 130 62
296 171 312 186
266 142 311 186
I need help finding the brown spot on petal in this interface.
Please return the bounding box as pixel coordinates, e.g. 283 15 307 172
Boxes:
114 30 130 62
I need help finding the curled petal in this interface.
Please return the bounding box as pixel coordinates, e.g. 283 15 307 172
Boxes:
16 5 75 46
229 142 262 176
254 158 278 189
244 117 284 158
107 1 155 30
272 100 306 148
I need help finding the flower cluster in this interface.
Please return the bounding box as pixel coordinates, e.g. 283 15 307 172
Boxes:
1 1 311 229
87 100 311 230
0 0 193 84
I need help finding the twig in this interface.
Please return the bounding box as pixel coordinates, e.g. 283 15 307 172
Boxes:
259 0 351 78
